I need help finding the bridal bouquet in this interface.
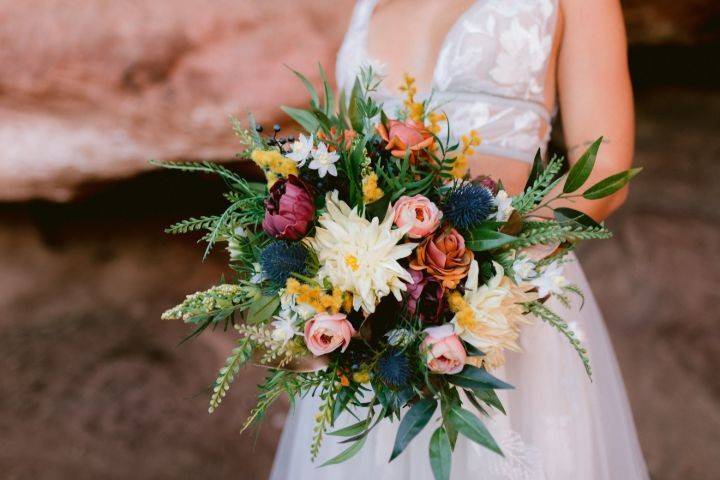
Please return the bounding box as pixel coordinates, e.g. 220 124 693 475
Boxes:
158 67 639 479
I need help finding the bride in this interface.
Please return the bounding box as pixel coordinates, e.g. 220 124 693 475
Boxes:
271 0 649 478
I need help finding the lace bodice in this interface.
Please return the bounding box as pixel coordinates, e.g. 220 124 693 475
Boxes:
336 0 559 163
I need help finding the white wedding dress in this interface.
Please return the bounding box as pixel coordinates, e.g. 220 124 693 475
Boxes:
271 1 650 478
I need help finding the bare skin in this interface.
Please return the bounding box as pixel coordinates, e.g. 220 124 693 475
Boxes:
367 0 634 221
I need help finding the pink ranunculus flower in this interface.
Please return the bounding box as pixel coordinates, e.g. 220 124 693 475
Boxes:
420 324 467 374
392 195 443 239
303 313 356 356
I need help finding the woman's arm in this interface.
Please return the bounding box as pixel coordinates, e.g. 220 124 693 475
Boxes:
547 0 635 221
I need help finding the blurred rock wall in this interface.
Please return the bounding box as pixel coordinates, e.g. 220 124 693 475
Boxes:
0 0 718 201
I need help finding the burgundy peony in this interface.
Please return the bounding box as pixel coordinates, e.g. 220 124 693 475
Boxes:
262 175 315 240
405 269 446 324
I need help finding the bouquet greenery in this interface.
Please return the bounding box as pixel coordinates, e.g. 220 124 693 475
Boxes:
158 66 640 479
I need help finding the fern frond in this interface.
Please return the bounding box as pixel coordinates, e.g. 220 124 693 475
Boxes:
524 301 592 378
150 159 247 186
165 216 220 235
513 156 564 213
511 224 611 249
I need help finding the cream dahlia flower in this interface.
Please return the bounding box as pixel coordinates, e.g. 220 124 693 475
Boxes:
451 260 537 368
307 191 416 314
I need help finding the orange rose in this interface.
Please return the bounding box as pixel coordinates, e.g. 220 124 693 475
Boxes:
411 228 474 289
375 119 435 163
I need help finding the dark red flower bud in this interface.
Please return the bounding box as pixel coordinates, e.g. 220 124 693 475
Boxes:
262 175 315 241
473 175 499 195
405 269 446 324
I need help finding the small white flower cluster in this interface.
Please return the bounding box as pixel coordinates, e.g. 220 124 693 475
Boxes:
511 253 569 298
269 293 315 345
491 190 515 222
285 134 340 178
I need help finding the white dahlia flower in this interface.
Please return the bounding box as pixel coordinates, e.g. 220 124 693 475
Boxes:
451 260 537 367
307 191 416 314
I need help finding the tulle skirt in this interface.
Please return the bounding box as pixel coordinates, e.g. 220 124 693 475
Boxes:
270 257 649 479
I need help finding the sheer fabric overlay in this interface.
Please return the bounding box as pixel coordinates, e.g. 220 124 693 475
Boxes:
336 0 558 162
271 1 650 478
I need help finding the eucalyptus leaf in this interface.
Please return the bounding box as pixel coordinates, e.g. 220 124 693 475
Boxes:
281 106 319 133
554 207 601 228
348 78 364 133
564 137 602 193
328 419 370 437
447 406 502 455
320 436 368 467
473 388 506 414
429 427 452 480
245 294 280 325
465 228 517 252
447 365 514 390
390 398 437 461
287 66 319 109
582 167 642 200
318 64 334 116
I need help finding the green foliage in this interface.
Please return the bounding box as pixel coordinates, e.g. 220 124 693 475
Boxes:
464 227 517 252
390 398 437 461
447 405 502 455
161 283 258 340
564 137 603 193
311 372 341 461
582 167 643 199
165 216 221 235
512 155 564 214
429 427 452 480
447 365 514 390
209 337 253 413
510 222 612 249
524 301 592 377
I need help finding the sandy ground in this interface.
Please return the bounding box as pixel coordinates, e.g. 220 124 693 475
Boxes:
0 86 719 480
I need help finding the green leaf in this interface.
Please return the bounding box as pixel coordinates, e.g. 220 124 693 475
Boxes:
447 406 502 455
320 436 368 466
465 228 517 252
390 398 437 461
245 294 280 325
523 148 544 192
582 167 642 200
348 78 364 133
473 389 506 414
328 419 370 437
281 106 320 133
429 427 452 480
447 365 514 390
318 64 334 116
554 207 601 229
564 137 602 193
287 66 319 109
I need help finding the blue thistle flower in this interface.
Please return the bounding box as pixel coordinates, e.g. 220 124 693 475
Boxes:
260 241 308 285
442 183 494 229
376 349 411 388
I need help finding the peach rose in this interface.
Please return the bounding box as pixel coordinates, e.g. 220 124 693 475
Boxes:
376 119 434 163
303 313 356 356
411 228 474 289
420 325 466 374
393 195 443 239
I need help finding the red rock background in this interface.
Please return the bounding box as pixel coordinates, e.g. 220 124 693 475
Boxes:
0 1 719 480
